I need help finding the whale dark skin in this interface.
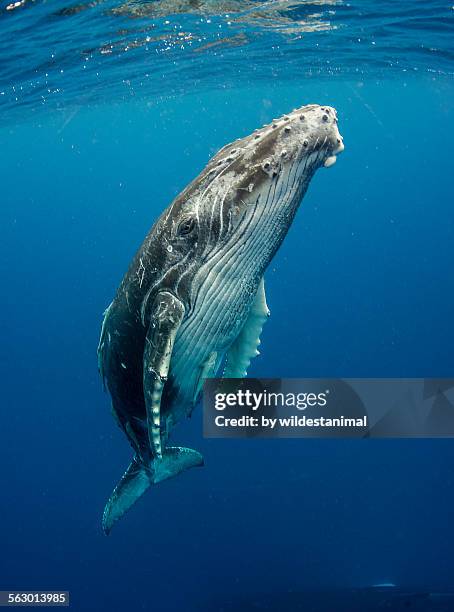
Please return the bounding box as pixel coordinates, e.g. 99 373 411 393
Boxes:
98 103 344 533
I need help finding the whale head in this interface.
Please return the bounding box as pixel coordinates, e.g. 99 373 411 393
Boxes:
210 102 344 212
141 103 344 312
217 103 345 190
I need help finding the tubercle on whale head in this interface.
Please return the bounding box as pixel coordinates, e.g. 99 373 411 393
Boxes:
249 104 344 175
206 103 344 181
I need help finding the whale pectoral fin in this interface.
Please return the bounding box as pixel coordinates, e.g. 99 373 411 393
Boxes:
224 277 270 378
102 448 203 535
102 456 150 535
143 291 185 458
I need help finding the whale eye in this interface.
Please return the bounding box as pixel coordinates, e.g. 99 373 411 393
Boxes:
177 217 196 237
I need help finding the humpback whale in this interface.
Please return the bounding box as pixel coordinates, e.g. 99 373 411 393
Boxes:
98 104 344 533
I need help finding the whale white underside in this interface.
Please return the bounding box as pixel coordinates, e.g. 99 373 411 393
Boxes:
167 276 270 427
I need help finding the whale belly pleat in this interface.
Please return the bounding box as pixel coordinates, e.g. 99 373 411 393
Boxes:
168 276 270 416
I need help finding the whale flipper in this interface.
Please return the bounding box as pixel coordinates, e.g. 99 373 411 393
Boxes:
103 447 203 535
224 277 270 378
143 291 185 458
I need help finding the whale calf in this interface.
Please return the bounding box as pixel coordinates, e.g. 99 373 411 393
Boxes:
98 104 344 533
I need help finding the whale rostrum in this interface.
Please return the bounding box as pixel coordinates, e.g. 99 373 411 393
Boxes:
98 103 344 533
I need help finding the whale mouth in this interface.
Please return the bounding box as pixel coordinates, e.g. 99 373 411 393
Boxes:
324 134 345 168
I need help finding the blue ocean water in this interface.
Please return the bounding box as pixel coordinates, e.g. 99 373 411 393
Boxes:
1 1 454 610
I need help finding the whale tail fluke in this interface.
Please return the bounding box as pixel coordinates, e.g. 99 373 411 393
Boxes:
102 456 149 535
102 447 203 535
